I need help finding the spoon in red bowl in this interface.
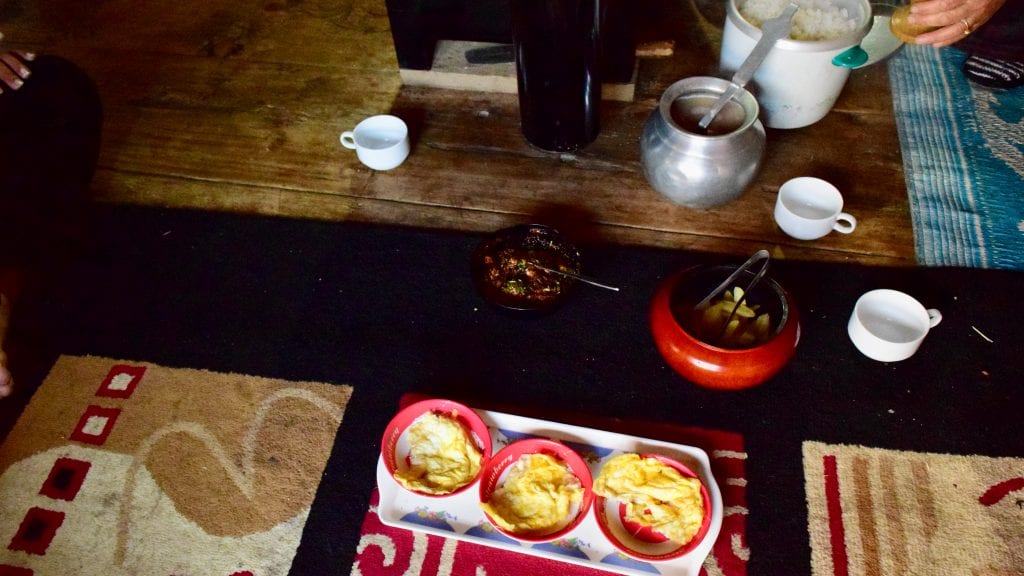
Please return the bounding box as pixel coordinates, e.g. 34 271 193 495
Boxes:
692 249 771 344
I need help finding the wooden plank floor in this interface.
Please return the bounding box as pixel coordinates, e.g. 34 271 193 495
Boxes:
2 0 915 266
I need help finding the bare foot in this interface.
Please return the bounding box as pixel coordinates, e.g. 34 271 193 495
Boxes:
0 293 11 398
0 356 10 398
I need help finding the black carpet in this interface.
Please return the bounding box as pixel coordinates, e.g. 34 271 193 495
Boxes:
3 205 1022 575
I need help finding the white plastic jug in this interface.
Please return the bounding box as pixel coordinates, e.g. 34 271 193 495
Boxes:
720 0 874 129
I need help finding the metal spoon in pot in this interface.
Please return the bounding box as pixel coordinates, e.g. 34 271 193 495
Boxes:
697 3 799 133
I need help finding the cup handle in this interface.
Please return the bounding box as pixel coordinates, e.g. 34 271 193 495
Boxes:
926 308 942 328
834 213 857 234
340 131 356 149
832 45 869 69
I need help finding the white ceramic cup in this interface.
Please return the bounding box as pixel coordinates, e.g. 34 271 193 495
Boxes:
847 289 942 362
774 177 857 240
340 115 409 171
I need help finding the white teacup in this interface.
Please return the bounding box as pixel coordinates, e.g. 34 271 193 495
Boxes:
847 289 942 362
340 115 409 171
774 177 857 240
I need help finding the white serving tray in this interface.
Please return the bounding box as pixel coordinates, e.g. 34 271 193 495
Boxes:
376 407 723 576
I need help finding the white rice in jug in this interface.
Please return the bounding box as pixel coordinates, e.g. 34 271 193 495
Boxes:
739 0 858 41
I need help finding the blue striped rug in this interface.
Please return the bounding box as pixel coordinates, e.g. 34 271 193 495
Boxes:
888 44 1024 270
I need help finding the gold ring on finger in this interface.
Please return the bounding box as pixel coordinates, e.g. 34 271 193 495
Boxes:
961 18 973 36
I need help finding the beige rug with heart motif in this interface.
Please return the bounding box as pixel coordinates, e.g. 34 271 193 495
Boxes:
0 355 352 575
803 440 1024 576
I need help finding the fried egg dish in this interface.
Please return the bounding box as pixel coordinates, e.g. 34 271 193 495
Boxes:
593 453 705 545
480 453 583 536
393 411 483 495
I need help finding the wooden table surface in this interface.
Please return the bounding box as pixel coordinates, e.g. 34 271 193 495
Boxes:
3 0 914 266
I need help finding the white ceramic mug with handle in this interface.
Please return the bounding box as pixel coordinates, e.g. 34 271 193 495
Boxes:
774 177 857 240
340 115 409 171
847 289 942 362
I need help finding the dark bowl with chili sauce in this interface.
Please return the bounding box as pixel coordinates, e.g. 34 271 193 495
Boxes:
471 224 582 312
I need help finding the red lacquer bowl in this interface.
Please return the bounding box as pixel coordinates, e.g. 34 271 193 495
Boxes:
650 265 800 390
478 438 594 542
593 453 712 561
380 398 492 497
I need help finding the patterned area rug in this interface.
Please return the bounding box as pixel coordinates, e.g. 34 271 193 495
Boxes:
803 441 1024 576
888 45 1024 270
0 355 352 575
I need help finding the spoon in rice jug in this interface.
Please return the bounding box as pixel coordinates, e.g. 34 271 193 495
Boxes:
697 3 799 133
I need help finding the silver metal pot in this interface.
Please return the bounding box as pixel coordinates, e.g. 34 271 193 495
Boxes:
640 76 766 209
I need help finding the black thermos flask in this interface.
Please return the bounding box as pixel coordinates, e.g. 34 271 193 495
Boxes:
511 0 603 152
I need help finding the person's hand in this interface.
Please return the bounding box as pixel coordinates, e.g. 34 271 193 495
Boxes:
0 49 35 93
1 31 37 92
908 0 1007 48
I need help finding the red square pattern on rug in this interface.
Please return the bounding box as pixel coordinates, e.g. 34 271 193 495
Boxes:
69 405 121 446
0 565 34 575
7 507 65 556
38 457 91 502
95 364 146 399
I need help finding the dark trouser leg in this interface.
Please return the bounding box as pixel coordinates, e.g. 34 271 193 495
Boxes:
0 55 101 398
955 1 1024 62
0 54 103 268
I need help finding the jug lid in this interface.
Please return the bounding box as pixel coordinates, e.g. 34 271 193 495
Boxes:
660 76 761 138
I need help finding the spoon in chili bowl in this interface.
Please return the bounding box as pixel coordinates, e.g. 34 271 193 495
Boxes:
526 261 621 292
